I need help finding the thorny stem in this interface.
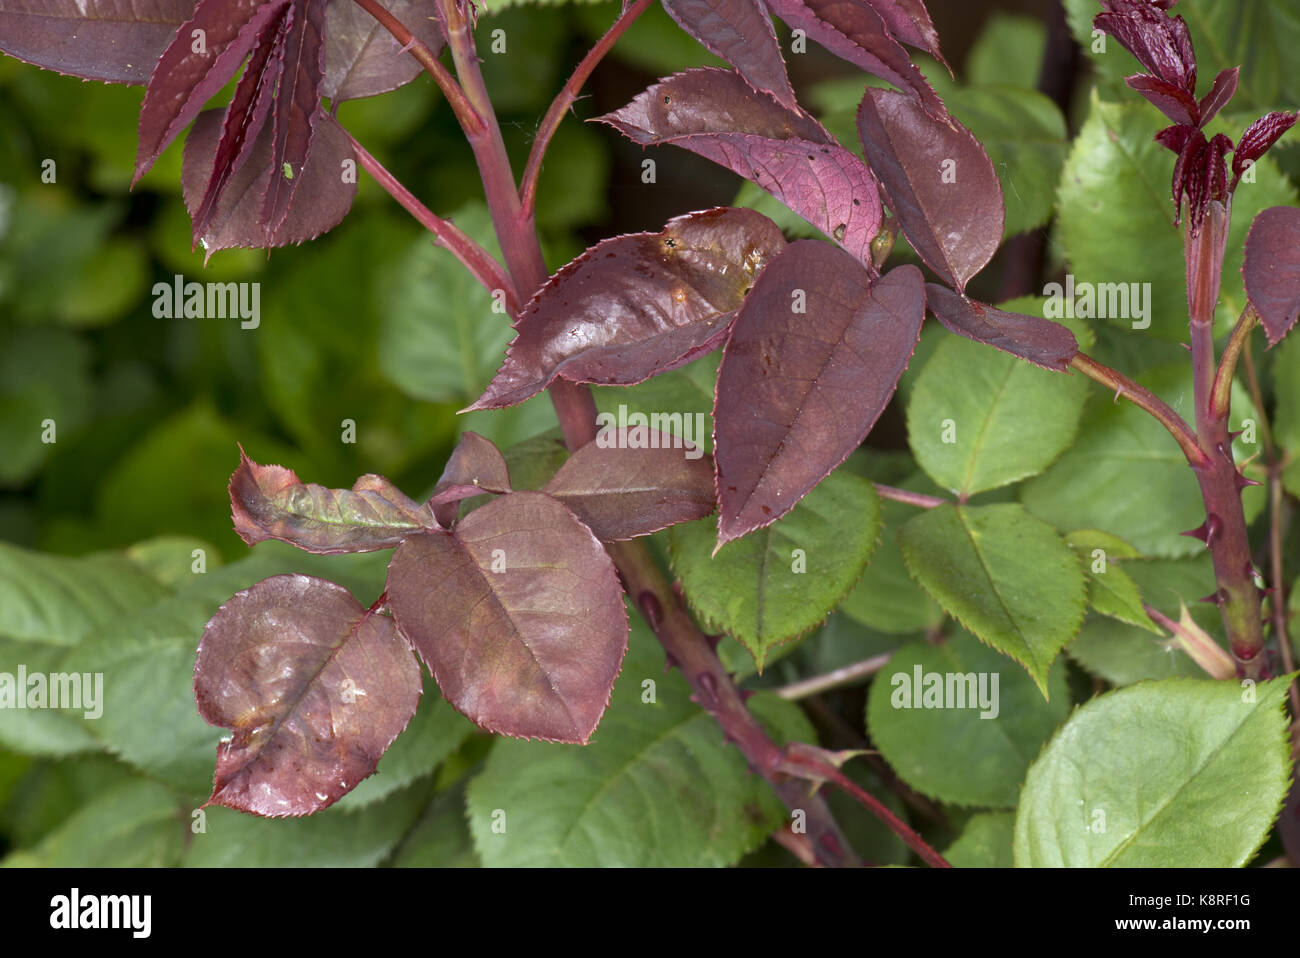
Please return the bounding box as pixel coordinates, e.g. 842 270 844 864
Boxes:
436 6 872 867
351 0 484 134
343 130 517 309
519 0 654 216
1069 353 1206 465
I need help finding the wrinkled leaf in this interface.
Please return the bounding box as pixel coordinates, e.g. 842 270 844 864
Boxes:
598 70 882 266
195 574 422 816
1015 677 1294 867
469 207 784 409
1242 205 1300 346
715 244 923 542
386 492 629 744
230 447 437 554
857 87 1004 292
544 429 715 540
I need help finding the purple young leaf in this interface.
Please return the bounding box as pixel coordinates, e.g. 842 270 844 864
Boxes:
468 206 786 410
865 0 947 69
428 430 513 527
230 447 438 554
1095 0 1196 94
765 0 944 117
323 0 446 102
386 492 629 744
543 429 716 540
856 86 1004 293
195 574 422 816
1125 73 1198 126
134 0 285 185
1242 205 1300 346
924 283 1078 372
1197 66 1238 127
598 69 883 266
260 0 326 238
661 0 797 111
714 243 924 544
0 0 194 85
182 108 357 255
1233 111 1300 181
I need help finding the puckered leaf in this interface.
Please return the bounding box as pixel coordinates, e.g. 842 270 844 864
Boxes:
924 284 1078 371
597 69 882 266
134 0 284 183
543 428 715 540
468 206 785 409
661 0 796 110
898 503 1086 695
714 244 923 543
1015 676 1294 866
429 430 513 526
229 447 437 554
195 574 422 817
857 87 1004 293
323 0 445 102
181 107 357 254
669 468 882 668
765 0 943 116
0 0 194 84
1233 110 1299 180
386 492 629 744
1242 205 1300 347
1093 0 1195 92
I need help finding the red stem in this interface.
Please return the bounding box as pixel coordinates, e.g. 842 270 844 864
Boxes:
518 0 654 216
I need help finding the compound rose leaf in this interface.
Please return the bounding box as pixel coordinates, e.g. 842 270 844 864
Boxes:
230 447 438 553
715 243 924 544
429 430 513 527
924 283 1078 371
0 0 194 85
598 69 882 266
323 0 446 102
544 428 715 540
195 574 422 816
661 0 797 110
857 86 1004 292
1242 205 1300 346
386 492 629 744
182 107 357 254
468 206 785 410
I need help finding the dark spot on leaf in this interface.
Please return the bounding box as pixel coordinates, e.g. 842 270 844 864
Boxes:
761 505 771 515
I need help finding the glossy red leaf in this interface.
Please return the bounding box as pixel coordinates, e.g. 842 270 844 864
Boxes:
866 0 947 69
856 86 1003 293
134 0 284 184
924 283 1078 372
429 430 513 527
1197 66 1238 127
1094 0 1195 93
468 206 786 410
714 243 924 544
195 574 421 816
1233 111 1300 181
1125 73 1197 126
543 429 715 540
230 447 437 554
182 107 357 255
323 0 446 102
598 69 882 266
0 0 193 84
1242 205 1300 347
765 0 943 117
386 492 629 744
661 0 797 110
260 0 326 237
